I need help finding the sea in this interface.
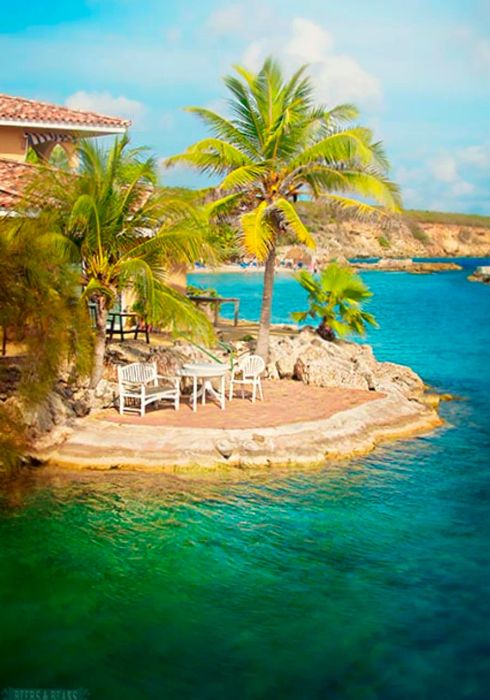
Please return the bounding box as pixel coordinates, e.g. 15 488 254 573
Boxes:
0 258 489 699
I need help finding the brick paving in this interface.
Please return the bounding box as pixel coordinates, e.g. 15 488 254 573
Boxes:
100 380 382 430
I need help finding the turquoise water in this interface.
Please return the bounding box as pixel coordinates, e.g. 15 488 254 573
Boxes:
1 260 489 699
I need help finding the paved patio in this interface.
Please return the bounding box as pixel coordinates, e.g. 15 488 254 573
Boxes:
100 380 381 430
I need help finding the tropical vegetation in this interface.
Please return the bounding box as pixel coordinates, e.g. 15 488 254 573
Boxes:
0 216 93 470
165 57 401 358
291 263 378 340
31 135 221 387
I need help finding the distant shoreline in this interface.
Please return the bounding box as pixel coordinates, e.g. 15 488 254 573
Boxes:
189 255 490 277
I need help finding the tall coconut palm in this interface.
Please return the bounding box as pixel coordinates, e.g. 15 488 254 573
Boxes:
32 136 219 388
165 57 401 359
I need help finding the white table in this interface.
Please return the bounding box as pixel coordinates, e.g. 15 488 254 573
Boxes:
178 363 229 411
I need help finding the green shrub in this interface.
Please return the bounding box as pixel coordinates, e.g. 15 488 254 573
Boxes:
407 209 490 228
458 228 473 243
406 219 431 244
186 284 218 298
378 235 391 249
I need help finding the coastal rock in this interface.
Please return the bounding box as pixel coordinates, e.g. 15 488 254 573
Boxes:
353 258 462 273
92 379 118 409
215 439 234 459
370 361 424 399
265 329 424 401
468 266 490 284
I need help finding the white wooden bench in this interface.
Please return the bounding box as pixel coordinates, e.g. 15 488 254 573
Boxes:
117 362 180 416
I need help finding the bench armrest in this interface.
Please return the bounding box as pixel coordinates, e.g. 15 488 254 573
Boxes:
157 374 180 387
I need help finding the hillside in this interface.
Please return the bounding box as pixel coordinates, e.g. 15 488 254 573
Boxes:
296 203 490 258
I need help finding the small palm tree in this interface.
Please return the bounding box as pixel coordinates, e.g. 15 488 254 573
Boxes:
165 57 400 358
32 136 218 388
291 263 377 340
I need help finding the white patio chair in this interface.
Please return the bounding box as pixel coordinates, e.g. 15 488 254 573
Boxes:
228 354 265 403
117 361 180 416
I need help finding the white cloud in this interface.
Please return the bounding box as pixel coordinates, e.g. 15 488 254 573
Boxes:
206 2 275 39
65 91 145 123
454 26 490 75
449 180 475 197
286 17 334 63
458 144 490 169
399 142 489 211
241 17 382 107
429 154 458 183
475 37 490 70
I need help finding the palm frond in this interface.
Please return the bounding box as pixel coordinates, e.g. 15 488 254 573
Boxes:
273 198 315 248
239 200 274 260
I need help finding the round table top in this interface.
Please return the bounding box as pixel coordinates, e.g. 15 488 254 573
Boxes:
179 362 229 377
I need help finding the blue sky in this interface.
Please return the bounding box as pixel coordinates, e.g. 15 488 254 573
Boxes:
2 0 489 214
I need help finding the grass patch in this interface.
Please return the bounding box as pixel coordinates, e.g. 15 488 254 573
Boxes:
406 209 490 228
406 219 432 244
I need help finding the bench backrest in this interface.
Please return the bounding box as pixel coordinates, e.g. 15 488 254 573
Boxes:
118 362 157 386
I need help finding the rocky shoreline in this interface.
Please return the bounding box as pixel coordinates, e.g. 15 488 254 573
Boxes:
352 258 462 273
22 326 446 471
44 393 442 471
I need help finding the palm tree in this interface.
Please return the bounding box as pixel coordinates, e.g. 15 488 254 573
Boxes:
165 57 401 359
32 136 218 388
291 263 377 340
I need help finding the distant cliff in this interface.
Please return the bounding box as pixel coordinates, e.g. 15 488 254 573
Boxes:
296 204 490 258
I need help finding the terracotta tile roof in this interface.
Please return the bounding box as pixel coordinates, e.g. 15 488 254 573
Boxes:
0 158 39 209
0 93 130 130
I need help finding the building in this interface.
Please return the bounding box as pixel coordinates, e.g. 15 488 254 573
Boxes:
0 92 130 211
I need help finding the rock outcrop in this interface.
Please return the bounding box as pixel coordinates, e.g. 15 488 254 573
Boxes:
265 328 426 404
468 266 490 284
295 204 490 258
352 258 462 273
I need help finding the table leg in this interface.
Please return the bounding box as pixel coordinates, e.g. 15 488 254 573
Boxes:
220 375 225 410
192 376 197 412
108 316 115 341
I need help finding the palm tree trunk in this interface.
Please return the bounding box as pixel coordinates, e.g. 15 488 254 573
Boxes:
90 297 108 389
256 247 276 360
317 318 336 342
2 327 7 356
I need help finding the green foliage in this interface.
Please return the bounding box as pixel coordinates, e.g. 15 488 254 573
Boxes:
25 145 70 170
407 209 490 229
28 135 221 385
406 219 431 244
165 57 400 355
0 216 94 471
291 263 378 339
186 284 219 298
378 235 391 249
458 228 473 243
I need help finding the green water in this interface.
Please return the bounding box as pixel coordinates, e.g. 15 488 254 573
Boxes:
1 264 489 699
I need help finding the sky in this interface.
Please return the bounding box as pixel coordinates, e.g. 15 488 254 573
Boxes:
1 0 489 214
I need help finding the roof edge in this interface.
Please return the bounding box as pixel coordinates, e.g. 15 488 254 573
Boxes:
0 118 129 134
